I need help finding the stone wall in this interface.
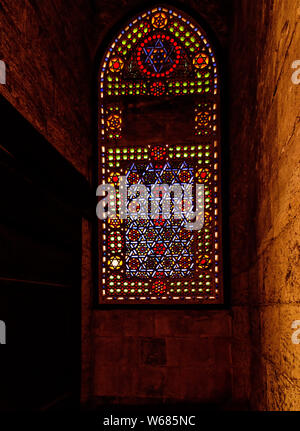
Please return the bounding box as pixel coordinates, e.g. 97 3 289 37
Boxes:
3 0 299 410
0 0 95 177
90 310 232 405
229 0 300 410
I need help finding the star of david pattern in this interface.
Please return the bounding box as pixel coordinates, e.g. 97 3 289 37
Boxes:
125 161 195 279
142 39 175 73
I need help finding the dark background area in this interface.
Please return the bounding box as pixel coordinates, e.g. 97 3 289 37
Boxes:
0 96 91 410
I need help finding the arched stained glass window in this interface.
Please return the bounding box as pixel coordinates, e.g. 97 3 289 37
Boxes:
97 5 223 305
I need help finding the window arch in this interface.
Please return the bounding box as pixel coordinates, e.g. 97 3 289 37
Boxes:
97 5 223 304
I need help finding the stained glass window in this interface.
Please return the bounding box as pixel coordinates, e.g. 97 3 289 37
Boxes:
97 6 223 304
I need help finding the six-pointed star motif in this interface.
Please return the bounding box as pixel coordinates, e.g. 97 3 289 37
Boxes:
143 39 175 73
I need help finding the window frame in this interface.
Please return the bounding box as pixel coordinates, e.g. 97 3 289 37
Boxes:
93 3 230 309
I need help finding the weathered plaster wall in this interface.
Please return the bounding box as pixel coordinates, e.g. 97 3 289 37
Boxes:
230 0 300 410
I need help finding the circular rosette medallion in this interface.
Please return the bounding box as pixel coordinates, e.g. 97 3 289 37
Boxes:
151 12 168 29
150 81 166 96
108 256 123 270
196 168 211 183
108 57 124 73
152 280 167 296
195 111 211 128
108 172 120 185
137 34 181 77
193 52 209 69
107 114 122 130
197 254 212 269
150 145 167 160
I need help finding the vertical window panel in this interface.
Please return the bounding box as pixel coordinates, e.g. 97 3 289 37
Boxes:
97 6 223 304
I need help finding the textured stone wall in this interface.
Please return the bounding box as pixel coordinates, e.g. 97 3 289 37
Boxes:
230 0 300 410
0 0 95 177
90 310 233 404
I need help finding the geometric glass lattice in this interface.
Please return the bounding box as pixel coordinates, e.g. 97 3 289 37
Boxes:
125 162 194 279
98 5 223 304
